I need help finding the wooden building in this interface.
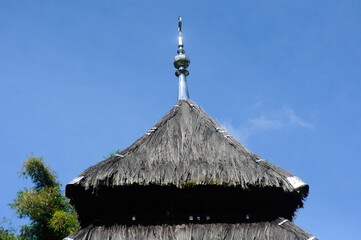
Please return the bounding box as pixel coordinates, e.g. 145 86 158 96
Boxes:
64 18 317 240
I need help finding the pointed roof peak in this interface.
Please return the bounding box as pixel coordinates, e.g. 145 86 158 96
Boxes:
72 100 308 197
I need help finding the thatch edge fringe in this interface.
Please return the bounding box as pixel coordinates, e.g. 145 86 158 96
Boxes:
65 218 317 240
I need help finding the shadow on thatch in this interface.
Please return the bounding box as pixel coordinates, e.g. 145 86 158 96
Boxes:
67 184 308 227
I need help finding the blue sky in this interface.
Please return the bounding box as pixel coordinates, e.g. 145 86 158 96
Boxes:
1 1 360 239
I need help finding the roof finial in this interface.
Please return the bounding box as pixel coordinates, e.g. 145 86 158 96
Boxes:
178 16 182 33
174 16 190 100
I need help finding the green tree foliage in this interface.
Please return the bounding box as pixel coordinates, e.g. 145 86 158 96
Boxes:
0 228 19 240
10 156 79 240
103 149 121 159
0 218 22 240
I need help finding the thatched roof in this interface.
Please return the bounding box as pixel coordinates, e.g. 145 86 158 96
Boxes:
68 100 308 194
64 99 315 238
65 218 317 240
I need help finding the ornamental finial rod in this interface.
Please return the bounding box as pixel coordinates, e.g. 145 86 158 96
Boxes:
173 16 190 100
177 16 184 49
178 16 182 33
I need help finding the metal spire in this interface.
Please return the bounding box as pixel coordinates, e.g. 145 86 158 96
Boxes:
174 16 190 100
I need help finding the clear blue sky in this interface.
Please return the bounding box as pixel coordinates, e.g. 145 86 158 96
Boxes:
1 1 360 239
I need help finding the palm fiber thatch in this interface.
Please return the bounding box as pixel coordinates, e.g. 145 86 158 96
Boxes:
65 218 317 240
68 100 308 194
